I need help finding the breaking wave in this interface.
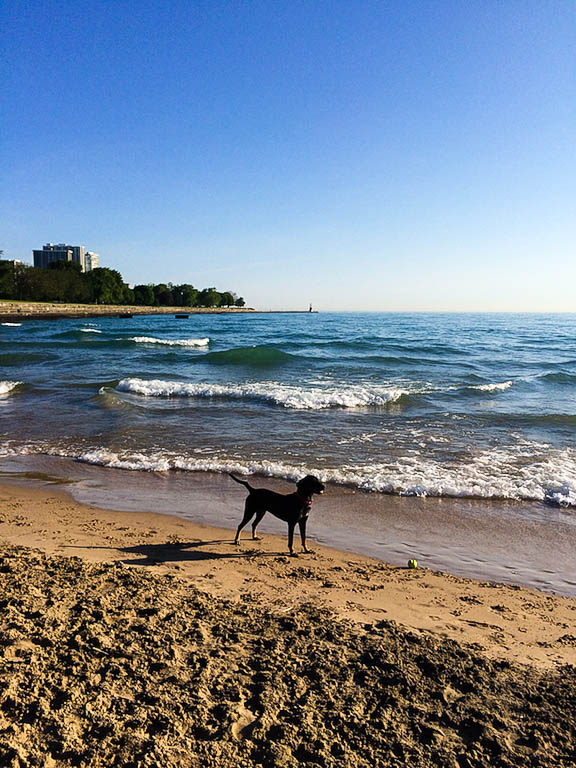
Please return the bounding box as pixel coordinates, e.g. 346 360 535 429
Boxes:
3 441 574 507
0 381 22 395
113 378 411 410
128 336 210 347
64 446 576 508
111 375 515 410
464 381 513 392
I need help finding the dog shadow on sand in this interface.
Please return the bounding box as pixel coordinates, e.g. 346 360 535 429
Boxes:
66 539 283 568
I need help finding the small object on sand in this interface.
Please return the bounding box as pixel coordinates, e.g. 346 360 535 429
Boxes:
408 559 418 569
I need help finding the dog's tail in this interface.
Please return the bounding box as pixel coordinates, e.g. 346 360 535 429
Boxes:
229 473 253 491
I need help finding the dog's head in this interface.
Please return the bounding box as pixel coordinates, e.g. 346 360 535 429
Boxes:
297 475 325 497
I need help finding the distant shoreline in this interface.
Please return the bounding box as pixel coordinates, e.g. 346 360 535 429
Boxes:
0 300 256 321
0 300 321 320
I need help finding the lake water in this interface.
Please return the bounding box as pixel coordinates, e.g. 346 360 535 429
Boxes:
2 312 575 508
3 311 576 595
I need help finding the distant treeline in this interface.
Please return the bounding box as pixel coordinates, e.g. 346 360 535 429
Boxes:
0 260 245 307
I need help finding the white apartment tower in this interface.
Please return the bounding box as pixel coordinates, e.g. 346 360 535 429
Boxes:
85 251 100 271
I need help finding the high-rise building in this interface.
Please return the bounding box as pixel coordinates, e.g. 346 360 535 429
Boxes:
69 245 86 271
85 251 100 271
33 243 86 271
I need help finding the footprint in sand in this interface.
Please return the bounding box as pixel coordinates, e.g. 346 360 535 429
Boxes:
231 701 257 739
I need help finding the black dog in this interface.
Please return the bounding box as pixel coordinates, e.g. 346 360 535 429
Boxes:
229 474 325 555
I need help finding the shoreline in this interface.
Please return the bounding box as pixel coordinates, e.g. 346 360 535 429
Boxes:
3 472 576 765
1 476 575 670
1 453 575 599
0 300 321 320
0 300 256 321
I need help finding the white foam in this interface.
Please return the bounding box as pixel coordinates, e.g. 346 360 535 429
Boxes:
114 375 515 409
77 447 576 507
75 449 313 482
0 381 21 395
127 337 210 347
1 322 22 327
80 328 102 333
1 440 575 507
115 377 410 410
325 447 576 507
337 433 378 444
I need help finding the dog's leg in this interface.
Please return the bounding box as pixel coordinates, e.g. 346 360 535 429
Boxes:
251 510 266 540
234 501 256 545
287 522 297 556
298 519 312 553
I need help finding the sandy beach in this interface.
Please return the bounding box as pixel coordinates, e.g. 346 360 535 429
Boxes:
1 480 576 766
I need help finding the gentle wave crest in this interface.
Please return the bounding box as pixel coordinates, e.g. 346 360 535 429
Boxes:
128 336 210 347
114 378 410 409
200 346 293 366
540 372 576 385
1 322 22 327
0 381 22 395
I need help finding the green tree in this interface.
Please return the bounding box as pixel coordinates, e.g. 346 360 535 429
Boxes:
153 283 173 306
13 264 88 303
121 284 135 304
0 261 16 299
87 268 131 305
234 296 246 307
47 260 83 274
133 284 155 305
180 284 199 307
220 291 234 307
198 287 221 308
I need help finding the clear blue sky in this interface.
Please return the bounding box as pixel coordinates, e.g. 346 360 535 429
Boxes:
1 0 574 311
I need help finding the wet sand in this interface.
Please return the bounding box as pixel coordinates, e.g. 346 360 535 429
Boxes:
1 481 576 767
1 479 575 670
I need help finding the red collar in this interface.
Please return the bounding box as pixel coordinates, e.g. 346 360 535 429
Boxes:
296 493 312 506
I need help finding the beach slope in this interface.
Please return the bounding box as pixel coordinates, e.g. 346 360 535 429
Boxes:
1 485 576 767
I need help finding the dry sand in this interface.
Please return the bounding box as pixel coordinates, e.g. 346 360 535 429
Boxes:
1 483 576 767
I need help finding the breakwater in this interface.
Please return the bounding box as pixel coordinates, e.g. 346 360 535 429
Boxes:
0 300 255 321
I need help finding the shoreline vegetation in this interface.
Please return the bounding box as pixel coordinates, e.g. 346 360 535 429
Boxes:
1 481 576 766
0 259 247 311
